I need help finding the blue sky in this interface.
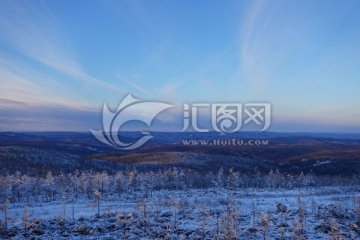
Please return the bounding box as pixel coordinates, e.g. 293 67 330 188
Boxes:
0 0 360 132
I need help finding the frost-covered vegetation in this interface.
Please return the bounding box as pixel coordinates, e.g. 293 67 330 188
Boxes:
1 169 360 239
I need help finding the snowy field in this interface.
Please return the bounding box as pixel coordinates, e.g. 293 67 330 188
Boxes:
2 187 360 239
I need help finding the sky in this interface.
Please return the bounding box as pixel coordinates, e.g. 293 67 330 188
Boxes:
0 0 360 132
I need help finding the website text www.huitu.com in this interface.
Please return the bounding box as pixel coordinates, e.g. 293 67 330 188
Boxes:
181 139 269 146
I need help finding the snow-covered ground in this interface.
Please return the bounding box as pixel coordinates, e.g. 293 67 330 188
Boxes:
2 187 360 239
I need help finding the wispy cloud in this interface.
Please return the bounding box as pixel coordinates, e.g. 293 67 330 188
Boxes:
0 55 95 110
118 75 156 98
0 102 99 131
239 0 301 91
0 0 124 95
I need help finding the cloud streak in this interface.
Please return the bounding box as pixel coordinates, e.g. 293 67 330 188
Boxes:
239 0 303 91
0 55 95 110
0 0 124 95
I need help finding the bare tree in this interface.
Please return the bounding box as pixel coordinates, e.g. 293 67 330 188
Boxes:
45 171 55 201
61 193 66 223
136 197 150 233
292 220 300 240
259 212 272 240
117 212 133 238
297 194 306 238
329 218 343 240
71 190 75 221
217 167 224 188
21 206 31 233
279 226 285 239
356 197 360 222
1 199 9 229
172 196 179 231
92 189 101 217
198 203 208 239
220 208 236 240
251 198 257 227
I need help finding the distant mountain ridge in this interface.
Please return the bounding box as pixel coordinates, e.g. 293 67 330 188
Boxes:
0 132 359 176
